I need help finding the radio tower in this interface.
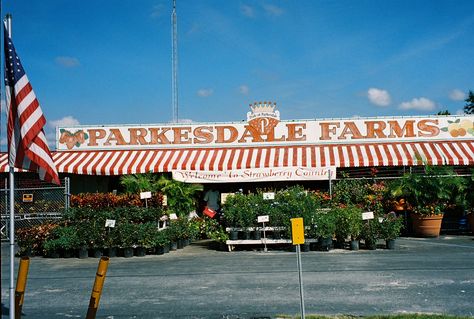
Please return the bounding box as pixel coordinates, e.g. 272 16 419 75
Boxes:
171 0 179 123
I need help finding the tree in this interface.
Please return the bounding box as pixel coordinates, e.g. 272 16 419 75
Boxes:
437 110 451 115
464 90 474 114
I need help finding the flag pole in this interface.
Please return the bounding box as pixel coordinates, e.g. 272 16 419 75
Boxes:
5 12 16 319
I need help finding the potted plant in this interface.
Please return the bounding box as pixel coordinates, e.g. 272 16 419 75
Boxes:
118 222 138 257
312 210 336 251
361 217 380 250
391 164 467 237
379 212 404 249
334 206 363 251
153 229 170 255
223 193 246 240
136 222 155 256
43 238 61 258
104 226 119 257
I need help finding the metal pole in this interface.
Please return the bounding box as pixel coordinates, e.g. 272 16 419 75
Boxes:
328 168 332 198
262 222 267 252
296 244 305 319
64 177 70 211
171 0 179 122
15 256 30 319
6 13 17 319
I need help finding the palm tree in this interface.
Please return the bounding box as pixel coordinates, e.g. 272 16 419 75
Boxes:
155 176 203 217
120 173 159 194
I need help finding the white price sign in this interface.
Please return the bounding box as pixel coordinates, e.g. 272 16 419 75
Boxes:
105 219 116 228
362 211 374 220
258 215 270 223
262 192 275 200
140 191 152 199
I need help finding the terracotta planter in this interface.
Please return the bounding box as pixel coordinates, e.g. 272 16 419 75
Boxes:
411 213 443 237
467 213 474 234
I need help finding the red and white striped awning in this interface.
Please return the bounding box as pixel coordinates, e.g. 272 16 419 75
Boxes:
1 140 473 175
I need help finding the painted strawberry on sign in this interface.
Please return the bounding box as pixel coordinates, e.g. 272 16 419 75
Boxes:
59 129 89 149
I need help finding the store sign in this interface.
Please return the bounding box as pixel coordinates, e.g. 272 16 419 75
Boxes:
56 102 474 151
172 166 335 183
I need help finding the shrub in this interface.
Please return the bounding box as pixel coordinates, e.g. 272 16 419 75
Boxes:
334 206 363 241
16 223 59 256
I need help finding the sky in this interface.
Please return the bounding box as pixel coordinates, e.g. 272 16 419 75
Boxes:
1 0 474 148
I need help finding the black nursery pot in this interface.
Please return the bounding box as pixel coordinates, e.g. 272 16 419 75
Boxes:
77 247 88 259
135 247 146 257
123 247 134 258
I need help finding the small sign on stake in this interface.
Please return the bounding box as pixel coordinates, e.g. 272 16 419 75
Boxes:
362 211 374 220
262 192 275 200
140 191 152 199
257 215 269 223
105 219 116 228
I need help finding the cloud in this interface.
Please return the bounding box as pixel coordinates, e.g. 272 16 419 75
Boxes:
449 89 466 101
456 109 465 115
48 116 80 128
262 4 284 17
197 88 214 97
367 88 391 107
399 97 435 111
151 4 165 18
240 4 255 18
239 85 249 95
55 56 80 68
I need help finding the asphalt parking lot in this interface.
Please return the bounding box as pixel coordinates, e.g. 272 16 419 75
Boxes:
2 236 474 319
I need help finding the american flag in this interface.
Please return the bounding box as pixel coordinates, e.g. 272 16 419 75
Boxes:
4 25 60 185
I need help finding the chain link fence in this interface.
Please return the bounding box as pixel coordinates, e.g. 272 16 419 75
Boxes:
1 177 70 240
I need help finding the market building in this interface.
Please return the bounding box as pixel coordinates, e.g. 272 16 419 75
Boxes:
1 102 474 194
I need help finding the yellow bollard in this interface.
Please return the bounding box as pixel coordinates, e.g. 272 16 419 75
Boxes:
15 256 30 319
86 256 110 319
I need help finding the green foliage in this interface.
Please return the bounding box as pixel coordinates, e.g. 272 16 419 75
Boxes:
311 210 337 238
152 229 171 247
223 186 323 238
379 212 404 240
120 173 159 193
334 206 363 240
136 222 157 248
43 225 80 252
156 176 203 217
390 165 468 215
464 90 474 114
117 223 138 247
361 217 381 244
332 176 368 206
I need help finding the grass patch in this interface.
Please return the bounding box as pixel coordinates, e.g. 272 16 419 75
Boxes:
277 315 473 319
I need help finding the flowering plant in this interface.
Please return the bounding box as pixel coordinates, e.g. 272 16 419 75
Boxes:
390 164 466 216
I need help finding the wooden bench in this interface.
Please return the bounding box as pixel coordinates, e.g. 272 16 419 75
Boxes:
225 227 316 251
